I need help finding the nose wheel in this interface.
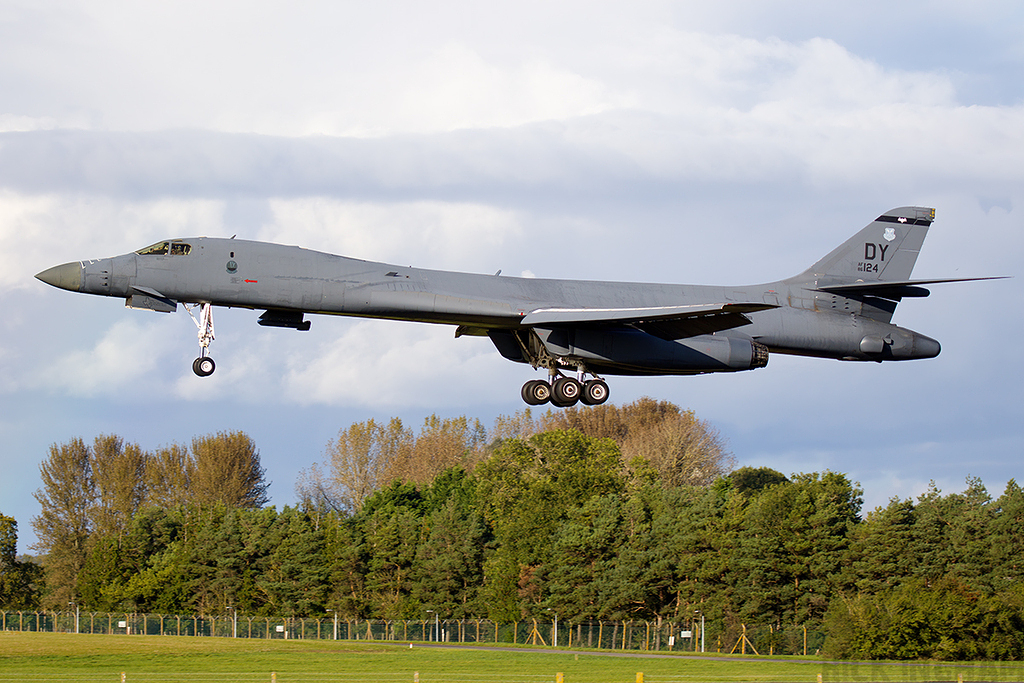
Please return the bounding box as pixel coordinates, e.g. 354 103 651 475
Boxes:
192 356 216 377
186 302 217 377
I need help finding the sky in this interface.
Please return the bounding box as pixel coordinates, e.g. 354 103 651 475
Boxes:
2 1 1022 553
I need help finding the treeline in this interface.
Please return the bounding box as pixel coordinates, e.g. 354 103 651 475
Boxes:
295 401 732 513
7 401 1024 660
28 431 269 607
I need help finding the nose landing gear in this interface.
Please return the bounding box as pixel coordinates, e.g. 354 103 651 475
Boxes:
186 302 216 377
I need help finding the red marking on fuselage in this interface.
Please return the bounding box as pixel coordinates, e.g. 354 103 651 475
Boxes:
245 279 258 283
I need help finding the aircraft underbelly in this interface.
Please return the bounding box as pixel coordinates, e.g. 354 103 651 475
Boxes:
535 327 767 376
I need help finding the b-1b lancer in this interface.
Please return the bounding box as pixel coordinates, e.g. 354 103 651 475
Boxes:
36 206 996 407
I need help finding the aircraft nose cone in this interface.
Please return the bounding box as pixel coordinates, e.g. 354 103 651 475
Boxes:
35 262 83 292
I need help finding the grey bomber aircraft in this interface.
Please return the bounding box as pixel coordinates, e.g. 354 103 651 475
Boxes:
36 206 996 407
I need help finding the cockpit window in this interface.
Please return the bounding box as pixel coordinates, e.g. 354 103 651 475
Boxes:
136 241 191 256
137 242 169 256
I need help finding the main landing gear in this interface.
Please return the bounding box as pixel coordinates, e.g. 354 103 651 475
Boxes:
521 373 610 407
508 329 610 407
186 302 216 377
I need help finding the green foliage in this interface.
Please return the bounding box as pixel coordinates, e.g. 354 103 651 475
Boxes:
730 466 789 494
360 480 424 518
0 514 43 609
25 411 1024 661
823 577 1024 660
0 513 16 574
33 432 271 607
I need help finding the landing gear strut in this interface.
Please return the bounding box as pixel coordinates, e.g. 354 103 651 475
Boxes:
186 302 216 377
511 329 610 407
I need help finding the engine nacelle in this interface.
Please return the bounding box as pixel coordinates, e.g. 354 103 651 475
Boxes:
532 327 769 376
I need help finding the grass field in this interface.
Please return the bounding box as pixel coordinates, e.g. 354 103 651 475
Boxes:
2 632 1023 683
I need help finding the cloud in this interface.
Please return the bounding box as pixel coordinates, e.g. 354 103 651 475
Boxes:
36 317 177 396
340 43 626 136
258 199 525 270
281 319 516 408
2 16 1020 204
0 191 224 291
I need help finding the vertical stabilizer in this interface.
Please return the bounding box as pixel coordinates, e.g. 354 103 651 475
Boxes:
797 206 935 284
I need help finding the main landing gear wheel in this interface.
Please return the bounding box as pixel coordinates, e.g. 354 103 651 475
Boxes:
192 356 216 377
581 379 609 405
521 379 552 405
551 377 582 407
520 374 611 408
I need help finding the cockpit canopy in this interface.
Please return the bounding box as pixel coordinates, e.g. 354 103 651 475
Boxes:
136 240 192 256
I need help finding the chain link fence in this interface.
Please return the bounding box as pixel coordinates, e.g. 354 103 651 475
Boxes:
2 610 826 654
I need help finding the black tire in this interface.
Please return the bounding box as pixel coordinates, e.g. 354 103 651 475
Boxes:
581 379 610 405
193 356 216 377
552 377 581 407
521 379 551 405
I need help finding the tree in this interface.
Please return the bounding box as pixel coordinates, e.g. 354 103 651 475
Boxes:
411 496 489 618
546 494 623 620
845 497 917 594
824 577 986 660
145 444 191 508
399 415 487 485
361 504 422 619
509 398 735 487
0 514 15 579
726 472 861 627
323 513 366 617
0 513 41 609
31 438 95 606
730 466 789 495
476 430 626 617
990 480 1024 590
190 431 270 509
90 434 147 539
297 419 412 514
257 508 329 616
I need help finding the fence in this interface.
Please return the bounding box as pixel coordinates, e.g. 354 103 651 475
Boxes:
1 610 824 654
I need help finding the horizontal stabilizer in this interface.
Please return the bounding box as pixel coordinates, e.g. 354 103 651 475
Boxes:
815 276 1007 300
521 303 774 340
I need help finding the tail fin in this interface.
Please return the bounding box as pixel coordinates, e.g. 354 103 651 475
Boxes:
798 206 935 284
786 207 1003 323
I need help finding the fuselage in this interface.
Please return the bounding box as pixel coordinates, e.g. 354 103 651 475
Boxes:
38 206 989 406
51 235 941 373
